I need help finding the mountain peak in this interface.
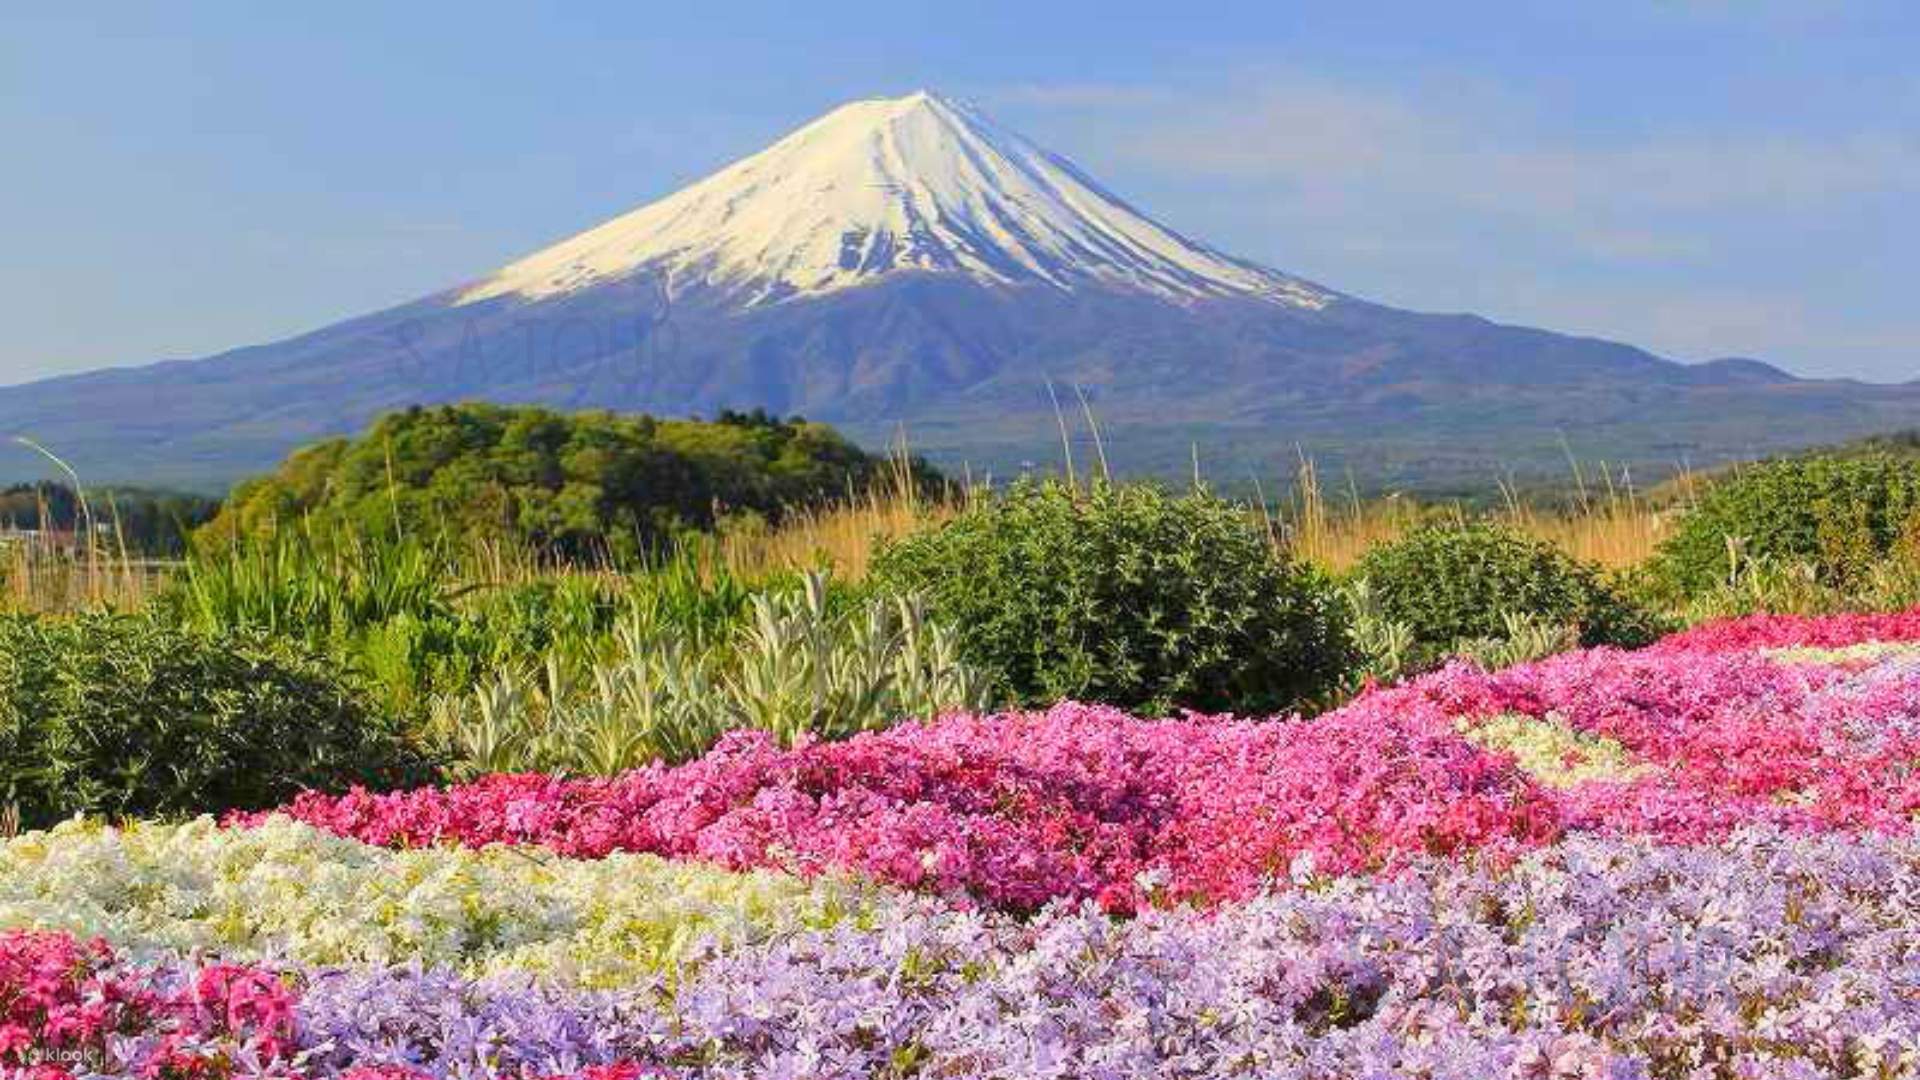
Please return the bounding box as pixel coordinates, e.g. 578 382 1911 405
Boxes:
859 87 957 112
805 88 966 129
456 91 1334 309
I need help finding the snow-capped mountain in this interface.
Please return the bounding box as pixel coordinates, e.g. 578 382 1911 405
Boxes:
458 91 1332 309
0 90 1915 491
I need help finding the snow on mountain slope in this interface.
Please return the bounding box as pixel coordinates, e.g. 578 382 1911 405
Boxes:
457 90 1334 309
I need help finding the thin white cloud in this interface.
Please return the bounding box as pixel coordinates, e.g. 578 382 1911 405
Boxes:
1109 78 1918 219
999 73 1918 379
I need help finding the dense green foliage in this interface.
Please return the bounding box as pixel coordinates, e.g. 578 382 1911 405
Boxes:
1652 455 1920 597
0 482 218 555
204 404 936 558
161 528 787 716
433 571 991 776
870 480 1355 716
159 521 980 776
1355 522 1660 657
0 615 429 828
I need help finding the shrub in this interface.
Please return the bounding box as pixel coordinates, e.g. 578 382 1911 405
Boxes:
0 615 430 828
868 480 1355 715
1354 522 1659 657
429 572 992 775
1650 454 1920 597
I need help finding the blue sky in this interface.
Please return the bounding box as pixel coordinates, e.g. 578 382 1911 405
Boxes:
4 1 1915 383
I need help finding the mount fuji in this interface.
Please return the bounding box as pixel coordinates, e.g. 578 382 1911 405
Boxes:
4 89 1916 490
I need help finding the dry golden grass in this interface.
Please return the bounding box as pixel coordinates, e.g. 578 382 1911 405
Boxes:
1501 494 1669 571
1269 459 1433 573
706 449 1696 582
715 487 958 581
0 437 175 612
712 451 964 580
1270 459 1693 574
0 444 1702 615
711 454 1686 584
0 537 174 613
1499 458 1701 570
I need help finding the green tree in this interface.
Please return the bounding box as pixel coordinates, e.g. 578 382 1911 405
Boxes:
203 403 938 559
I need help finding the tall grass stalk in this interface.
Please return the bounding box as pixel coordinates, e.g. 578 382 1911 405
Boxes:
0 441 166 613
1275 458 1686 574
713 447 960 581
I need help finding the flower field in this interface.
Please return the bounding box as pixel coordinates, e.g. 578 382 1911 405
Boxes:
8 610 1920 1077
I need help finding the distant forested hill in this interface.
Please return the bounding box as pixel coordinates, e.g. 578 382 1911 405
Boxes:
1820 430 1920 459
202 403 938 557
0 482 219 555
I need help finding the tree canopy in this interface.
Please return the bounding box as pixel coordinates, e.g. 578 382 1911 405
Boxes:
0 482 218 555
202 403 936 557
